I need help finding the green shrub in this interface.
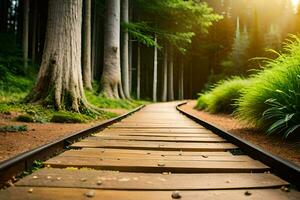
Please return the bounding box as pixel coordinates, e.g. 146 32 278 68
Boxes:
50 112 87 123
0 125 27 132
236 36 300 138
196 77 252 113
16 114 35 122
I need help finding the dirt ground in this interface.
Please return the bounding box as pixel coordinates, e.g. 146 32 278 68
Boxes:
180 101 300 166
0 108 127 162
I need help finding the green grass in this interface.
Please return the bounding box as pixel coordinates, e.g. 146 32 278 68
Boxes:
236 35 300 138
0 79 144 124
0 63 145 124
0 74 34 102
85 90 145 110
196 77 252 114
0 125 27 132
20 160 44 177
0 101 119 123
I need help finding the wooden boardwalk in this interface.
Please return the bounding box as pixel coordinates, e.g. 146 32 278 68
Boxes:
1 102 299 199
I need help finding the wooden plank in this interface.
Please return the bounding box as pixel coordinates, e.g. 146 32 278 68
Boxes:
79 148 233 156
16 169 288 190
120 122 197 124
98 133 218 137
110 125 203 129
1 187 299 200
88 135 226 143
103 128 211 133
56 150 253 161
71 140 237 151
122 119 195 122
45 156 269 173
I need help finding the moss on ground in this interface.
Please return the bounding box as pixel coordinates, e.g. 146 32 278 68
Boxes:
50 112 87 123
0 75 145 124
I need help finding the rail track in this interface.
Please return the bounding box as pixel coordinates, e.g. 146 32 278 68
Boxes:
0 102 299 199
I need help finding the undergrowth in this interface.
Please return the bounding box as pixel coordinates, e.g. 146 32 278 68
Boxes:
0 40 143 124
0 125 27 132
85 90 145 110
196 77 252 114
0 79 143 124
236 36 300 138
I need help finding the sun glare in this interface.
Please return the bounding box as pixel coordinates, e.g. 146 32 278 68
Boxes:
291 0 299 7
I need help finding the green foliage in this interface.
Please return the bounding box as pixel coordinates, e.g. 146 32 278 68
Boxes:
86 90 145 110
0 125 27 132
133 0 222 52
197 77 252 114
0 70 34 103
21 160 44 177
236 36 300 138
123 22 158 47
16 114 35 123
124 21 195 53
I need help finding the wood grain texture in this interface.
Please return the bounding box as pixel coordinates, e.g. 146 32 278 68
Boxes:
1 187 299 200
17 169 288 190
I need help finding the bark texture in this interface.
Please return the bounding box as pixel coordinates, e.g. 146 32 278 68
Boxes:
23 0 29 69
153 35 158 102
167 45 174 101
91 3 98 80
161 45 168 102
31 0 38 63
100 0 123 99
28 0 86 112
82 0 92 90
121 0 130 98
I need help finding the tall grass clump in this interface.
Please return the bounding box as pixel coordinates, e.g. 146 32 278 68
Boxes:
197 77 252 114
236 35 300 138
85 90 145 110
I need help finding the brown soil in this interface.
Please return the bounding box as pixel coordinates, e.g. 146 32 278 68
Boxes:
180 101 300 167
0 108 127 162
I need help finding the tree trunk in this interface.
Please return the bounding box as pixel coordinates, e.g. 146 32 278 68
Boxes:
178 57 184 100
91 1 97 81
121 0 130 98
128 0 133 94
136 43 141 99
129 33 132 94
167 45 174 101
82 0 93 90
189 63 193 98
23 0 30 69
31 0 38 64
161 45 168 102
153 35 158 102
100 0 122 99
27 0 87 112
82 0 92 90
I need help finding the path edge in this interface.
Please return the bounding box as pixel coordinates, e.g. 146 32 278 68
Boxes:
176 101 300 189
0 104 145 187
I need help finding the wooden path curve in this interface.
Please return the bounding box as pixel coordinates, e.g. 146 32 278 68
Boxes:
1 102 299 199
